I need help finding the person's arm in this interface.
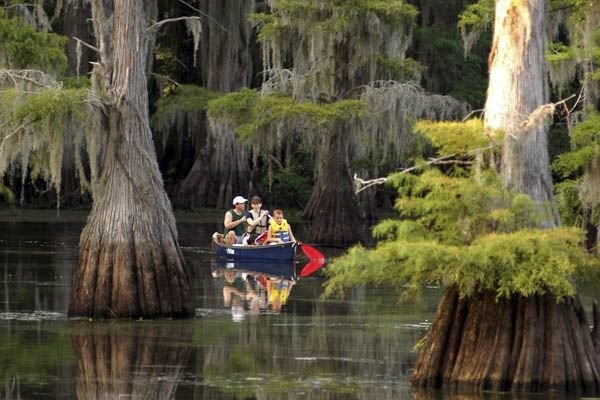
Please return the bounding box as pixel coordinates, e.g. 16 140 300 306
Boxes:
288 225 296 242
266 226 282 243
246 213 260 232
224 211 246 230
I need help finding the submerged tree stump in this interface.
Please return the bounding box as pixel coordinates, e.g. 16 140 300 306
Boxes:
412 286 600 395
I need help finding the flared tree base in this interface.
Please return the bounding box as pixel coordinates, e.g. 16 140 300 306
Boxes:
69 222 193 318
412 286 600 395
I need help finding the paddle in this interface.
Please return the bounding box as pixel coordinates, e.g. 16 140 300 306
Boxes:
299 257 325 277
298 242 325 261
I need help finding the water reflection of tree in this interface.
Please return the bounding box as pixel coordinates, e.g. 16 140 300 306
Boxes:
70 322 192 400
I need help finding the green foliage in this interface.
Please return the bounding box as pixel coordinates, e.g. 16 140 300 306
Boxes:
553 111 600 178
152 84 220 126
390 169 544 245
10 88 88 123
555 179 584 227
325 164 600 301
327 220 599 301
268 163 313 209
0 182 15 204
457 0 494 32
415 119 492 156
252 0 418 41
413 24 489 107
325 227 598 300
376 54 424 82
547 42 576 64
61 76 91 89
0 10 67 73
207 89 368 139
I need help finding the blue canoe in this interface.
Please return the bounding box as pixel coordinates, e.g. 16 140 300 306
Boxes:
212 232 297 262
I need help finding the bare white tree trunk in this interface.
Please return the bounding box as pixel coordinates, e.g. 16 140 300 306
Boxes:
484 0 558 226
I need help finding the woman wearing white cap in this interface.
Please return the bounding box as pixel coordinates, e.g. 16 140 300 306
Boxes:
224 195 248 245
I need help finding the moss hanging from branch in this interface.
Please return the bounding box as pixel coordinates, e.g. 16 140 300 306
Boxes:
457 0 493 56
0 86 90 205
151 84 220 154
252 0 418 101
358 81 470 170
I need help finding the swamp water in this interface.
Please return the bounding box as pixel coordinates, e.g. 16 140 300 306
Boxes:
0 211 595 400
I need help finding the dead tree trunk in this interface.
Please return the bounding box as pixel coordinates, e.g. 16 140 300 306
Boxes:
412 0 600 393
69 0 193 318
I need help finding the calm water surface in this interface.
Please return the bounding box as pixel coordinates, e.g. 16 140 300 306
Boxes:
0 212 593 399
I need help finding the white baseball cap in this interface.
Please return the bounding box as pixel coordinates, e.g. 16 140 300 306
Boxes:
232 195 248 205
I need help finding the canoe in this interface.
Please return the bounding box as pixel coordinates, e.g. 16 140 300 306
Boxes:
212 232 297 262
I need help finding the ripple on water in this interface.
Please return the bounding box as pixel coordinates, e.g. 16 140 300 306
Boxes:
0 311 66 321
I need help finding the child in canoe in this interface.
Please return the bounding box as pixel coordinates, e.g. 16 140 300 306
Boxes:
266 209 296 244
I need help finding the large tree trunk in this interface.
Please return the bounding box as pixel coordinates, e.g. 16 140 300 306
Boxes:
303 126 361 244
412 0 600 393
412 287 600 394
69 0 193 318
483 0 558 226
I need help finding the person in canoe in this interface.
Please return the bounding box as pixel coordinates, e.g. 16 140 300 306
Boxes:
224 195 249 245
266 209 296 244
246 196 270 244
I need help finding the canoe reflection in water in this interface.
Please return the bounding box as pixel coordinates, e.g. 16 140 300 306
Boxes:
212 260 304 320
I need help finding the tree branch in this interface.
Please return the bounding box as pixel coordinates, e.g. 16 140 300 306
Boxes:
0 124 25 152
0 69 59 88
150 73 180 87
147 16 203 32
177 0 229 32
73 36 100 54
354 146 495 194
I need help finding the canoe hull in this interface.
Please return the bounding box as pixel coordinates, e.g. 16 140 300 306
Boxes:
212 233 296 262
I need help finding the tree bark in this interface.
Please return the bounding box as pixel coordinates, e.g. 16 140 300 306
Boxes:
69 0 193 318
483 0 558 226
413 287 600 395
303 125 362 244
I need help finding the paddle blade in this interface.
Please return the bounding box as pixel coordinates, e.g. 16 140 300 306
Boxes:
254 231 267 244
299 244 325 261
300 258 325 277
